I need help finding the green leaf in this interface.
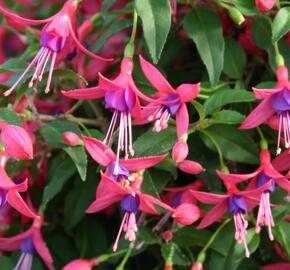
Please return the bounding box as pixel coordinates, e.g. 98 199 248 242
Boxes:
0 256 14 269
141 171 161 199
210 222 260 270
0 108 21 126
101 0 117 12
273 220 290 258
161 243 191 266
63 146 88 181
223 37 246 79
135 0 171 63
272 7 290 43
212 110 246 124
52 69 88 85
200 125 259 164
63 172 98 231
252 17 276 71
204 89 255 114
138 226 160 245
133 126 176 157
228 0 258 15
42 152 77 206
184 8 225 86
191 100 206 120
40 121 81 148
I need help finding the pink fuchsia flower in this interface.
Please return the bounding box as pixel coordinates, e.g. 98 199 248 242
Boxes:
1 125 33 160
136 55 200 140
62 57 156 160
82 134 167 181
0 215 54 270
191 170 273 257
256 0 276 11
0 0 111 95
153 180 204 231
63 258 99 270
240 65 290 155
87 172 173 252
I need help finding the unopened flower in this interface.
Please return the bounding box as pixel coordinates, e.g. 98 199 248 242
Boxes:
1 125 33 160
63 131 81 146
256 0 276 11
0 0 111 95
177 160 204 175
63 258 99 270
192 262 203 270
172 140 189 163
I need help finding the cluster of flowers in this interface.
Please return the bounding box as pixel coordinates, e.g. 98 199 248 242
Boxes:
0 0 288 269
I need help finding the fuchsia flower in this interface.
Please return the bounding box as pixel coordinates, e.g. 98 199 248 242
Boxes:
0 215 54 270
87 172 173 252
136 56 200 140
0 151 37 219
191 170 273 257
0 0 111 95
1 125 33 160
82 135 167 179
153 180 204 231
256 0 276 11
240 66 290 155
63 258 99 270
63 57 160 161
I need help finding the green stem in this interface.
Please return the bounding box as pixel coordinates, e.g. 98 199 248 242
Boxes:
115 245 134 270
196 219 231 262
274 42 285 67
257 127 268 150
124 9 138 57
98 249 127 262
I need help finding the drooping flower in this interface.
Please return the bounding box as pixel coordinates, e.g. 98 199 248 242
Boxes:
63 258 99 270
0 215 54 270
153 180 204 231
0 150 37 219
135 55 200 140
191 170 273 257
0 0 111 95
82 135 167 180
62 57 157 160
86 171 173 252
255 0 276 11
1 125 33 160
240 65 290 155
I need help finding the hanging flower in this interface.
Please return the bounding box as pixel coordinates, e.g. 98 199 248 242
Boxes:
0 0 111 95
240 65 290 155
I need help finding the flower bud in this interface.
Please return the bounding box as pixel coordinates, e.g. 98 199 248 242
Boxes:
228 7 245 26
172 203 201 225
276 65 288 83
63 258 99 270
162 230 173 241
178 160 204 174
172 140 189 163
192 262 203 270
255 0 276 11
1 125 33 160
164 265 174 270
63 132 81 146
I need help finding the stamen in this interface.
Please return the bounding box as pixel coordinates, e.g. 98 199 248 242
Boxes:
277 113 282 155
153 212 172 232
113 212 128 252
45 51 57 93
4 48 44 96
103 110 118 146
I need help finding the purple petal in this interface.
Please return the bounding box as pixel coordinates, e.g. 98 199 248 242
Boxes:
256 172 275 192
0 189 8 207
121 195 140 213
40 31 66 53
20 236 35 255
105 90 127 112
172 192 182 208
272 91 290 112
164 94 180 115
108 162 130 182
228 195 247 214
125 88 136 112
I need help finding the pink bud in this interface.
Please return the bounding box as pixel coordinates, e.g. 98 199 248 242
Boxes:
162 230 173 241
192 262 203 270
63 132 81 146
172 203 201 225
1 125 33 159
63 258 99 270
172 140 189 163
164 266 174 270
276 65 289 83
255 0 276 11
178 160 204 174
